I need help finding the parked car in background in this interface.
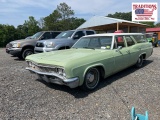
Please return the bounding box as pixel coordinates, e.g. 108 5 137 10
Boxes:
26 33 153 90
6 31 61 59
34 29 96 53
145 32 158 47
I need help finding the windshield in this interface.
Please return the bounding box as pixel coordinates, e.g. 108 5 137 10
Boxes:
72 36 113 49
30 32 43 39
55 31 75 39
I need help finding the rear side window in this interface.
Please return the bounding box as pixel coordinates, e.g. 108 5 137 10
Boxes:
125 36 135 47
132 35 147 43
86 31 95 35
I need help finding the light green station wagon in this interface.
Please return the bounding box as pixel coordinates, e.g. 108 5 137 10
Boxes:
26 33 153 90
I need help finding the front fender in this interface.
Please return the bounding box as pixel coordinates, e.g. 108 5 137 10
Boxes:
71 63 105 86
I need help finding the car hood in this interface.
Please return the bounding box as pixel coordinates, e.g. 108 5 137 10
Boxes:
10 39 36 43
26 48 110 67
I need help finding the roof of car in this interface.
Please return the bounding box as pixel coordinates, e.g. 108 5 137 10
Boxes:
84 33 144 37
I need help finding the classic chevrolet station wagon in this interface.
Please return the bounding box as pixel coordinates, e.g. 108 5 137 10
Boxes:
26 33 153 90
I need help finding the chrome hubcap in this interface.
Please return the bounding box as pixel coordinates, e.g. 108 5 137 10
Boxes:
87 73 95 82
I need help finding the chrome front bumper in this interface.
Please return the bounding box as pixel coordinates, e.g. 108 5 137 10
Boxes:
6 47 22 56
26 67 79 88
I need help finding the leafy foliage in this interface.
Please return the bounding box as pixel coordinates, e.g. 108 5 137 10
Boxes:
155 22 160 27
140 22 155 27
0 24 16 47
107 12 132 21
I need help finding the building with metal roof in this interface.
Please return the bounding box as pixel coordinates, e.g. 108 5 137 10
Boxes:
77 16 147 33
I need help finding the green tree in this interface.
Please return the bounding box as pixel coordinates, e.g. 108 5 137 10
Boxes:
44 2 83 31
155 22 160 27
68 17 86 29
140 22 155 27
0 24 16 47
44 10 61 30
57 2 74 20
56 2 75 30
107 12 132 21
23 16 41 36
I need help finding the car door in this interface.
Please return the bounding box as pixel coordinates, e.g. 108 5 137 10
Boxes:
124 35 138 65
113 35 130 72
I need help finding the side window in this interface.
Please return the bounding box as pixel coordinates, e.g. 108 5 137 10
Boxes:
100 37 112 49
86 31 95 35
132 35 147 43
115 36 125 48
88 38 101 48
125 36 135 47
73 31 85 39
41 32 52 40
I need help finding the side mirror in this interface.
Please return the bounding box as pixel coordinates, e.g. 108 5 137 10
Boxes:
116 46 122 52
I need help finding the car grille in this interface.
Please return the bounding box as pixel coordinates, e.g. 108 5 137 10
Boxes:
36 42 44 47
29 63 58 73
36 66 57 73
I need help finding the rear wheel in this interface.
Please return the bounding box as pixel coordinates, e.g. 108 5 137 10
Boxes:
135 55 143 68
22 49 34 59
81 68 100 91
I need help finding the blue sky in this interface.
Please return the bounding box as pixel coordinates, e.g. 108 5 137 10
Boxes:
0 0 159 27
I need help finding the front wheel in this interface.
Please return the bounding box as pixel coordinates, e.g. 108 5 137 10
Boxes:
22 49 34 59
81 68 100 91
135 55 143 68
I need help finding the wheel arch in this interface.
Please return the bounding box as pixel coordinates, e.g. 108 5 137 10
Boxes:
83 64 105 81
139 52 146 59
22 45 34 53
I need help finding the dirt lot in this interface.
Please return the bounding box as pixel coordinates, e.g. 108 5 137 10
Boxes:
0 48 160 120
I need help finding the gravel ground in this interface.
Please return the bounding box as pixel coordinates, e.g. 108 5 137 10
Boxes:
0 48 160 120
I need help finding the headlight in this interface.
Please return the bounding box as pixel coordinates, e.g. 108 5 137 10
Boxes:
57 68 66 77
27 61 33 67
46 42 54 48
28 61 31 67
12 43 20 48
